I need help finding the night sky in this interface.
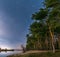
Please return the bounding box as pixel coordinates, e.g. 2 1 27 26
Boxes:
0 0 43 49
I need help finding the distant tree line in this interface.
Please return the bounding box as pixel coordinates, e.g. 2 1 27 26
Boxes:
26 0 60 53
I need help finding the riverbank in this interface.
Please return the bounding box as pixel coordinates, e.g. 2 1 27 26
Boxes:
7 50 60 57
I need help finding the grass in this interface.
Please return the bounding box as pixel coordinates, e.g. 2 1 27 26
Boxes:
7 51 60 57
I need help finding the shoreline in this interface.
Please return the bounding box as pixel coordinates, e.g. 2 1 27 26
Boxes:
7 50 60 57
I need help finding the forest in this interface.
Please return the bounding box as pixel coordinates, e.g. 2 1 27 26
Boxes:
26 0 60 53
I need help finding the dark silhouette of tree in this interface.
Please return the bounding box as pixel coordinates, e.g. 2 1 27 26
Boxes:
21 45 26 53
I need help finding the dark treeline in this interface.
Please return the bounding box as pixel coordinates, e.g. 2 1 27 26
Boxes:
26 0 60 53
0 48 14 52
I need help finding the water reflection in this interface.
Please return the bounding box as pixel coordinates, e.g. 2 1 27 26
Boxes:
0 51 22 57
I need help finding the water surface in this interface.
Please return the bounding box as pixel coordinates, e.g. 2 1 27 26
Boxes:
0 51 22 57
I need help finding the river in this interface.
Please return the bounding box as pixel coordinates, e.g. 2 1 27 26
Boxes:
0 51 22 57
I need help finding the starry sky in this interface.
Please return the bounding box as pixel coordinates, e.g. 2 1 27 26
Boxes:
0 0 43 49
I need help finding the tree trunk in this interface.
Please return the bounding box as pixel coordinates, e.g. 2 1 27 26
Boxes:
49 26 55 53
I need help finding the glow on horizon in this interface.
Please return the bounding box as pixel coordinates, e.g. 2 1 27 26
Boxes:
0 45 11 49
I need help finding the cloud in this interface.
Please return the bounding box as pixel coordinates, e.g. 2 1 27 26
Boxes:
0 37 11 49
0 13 12 48
0 12 12 38
0 19 7 37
